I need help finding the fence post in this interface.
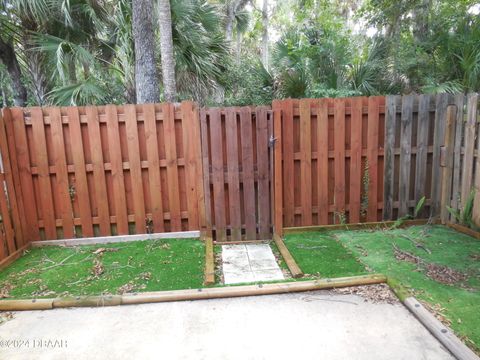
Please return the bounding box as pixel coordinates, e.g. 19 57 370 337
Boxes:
472 95 480 226
272 100 283 236
440 105 457 223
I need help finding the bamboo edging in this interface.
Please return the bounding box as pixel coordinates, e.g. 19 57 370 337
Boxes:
0 274 386 311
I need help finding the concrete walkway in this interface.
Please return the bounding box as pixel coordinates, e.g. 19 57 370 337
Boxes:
0 290 453 360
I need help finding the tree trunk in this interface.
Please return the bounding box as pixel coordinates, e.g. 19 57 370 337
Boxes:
261 0 269 70
0 38 27 106
413 0 430 43
1 86 8 107
225 3 235 42
132 0 160 104
157 0 177 102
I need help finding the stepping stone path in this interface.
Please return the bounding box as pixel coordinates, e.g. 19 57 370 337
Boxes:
221 244 285 285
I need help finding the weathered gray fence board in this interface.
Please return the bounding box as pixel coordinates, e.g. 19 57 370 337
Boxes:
399 95 414 217
383 96 397 220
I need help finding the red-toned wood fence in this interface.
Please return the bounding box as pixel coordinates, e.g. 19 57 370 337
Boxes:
272 97 386 231
0 103 205 244
200 106 272 241
1 94 479 260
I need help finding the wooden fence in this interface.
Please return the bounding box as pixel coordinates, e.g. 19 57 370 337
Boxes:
272 97 386 230
383 93 480 223
0 103 205 244
200 106 272 241
0 94 479 260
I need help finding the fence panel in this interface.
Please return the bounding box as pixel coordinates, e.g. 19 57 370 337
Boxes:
273 97 385 229
4 102 204 241
200 106 272 240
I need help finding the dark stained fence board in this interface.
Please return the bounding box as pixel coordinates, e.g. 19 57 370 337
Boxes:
430 93 449 217
272 100 283 234
225 108 241 240
414 94 431 211
334 99 346 217
366 97 380 221
256 107 271 239
239 107 257 239
451 94 465 215
383 96 397 220
461 94 478 207
398 95 414 217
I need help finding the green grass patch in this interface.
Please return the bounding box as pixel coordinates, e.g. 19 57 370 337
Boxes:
283 232 368 278
0 238 205 299
330 225 480 353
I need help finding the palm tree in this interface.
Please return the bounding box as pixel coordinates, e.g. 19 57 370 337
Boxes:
158 0 177 102
132 0 160 103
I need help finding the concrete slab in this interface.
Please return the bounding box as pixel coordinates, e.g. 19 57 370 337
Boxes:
0 290 454 360
221 244 285 285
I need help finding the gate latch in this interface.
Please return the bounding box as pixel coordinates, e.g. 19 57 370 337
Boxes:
268 135 277 147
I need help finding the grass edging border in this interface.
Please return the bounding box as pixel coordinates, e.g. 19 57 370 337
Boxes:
446 223 480 240
283 219 431 234
30 230 201 247
0 274 386 311
387 278 479 360
273 233 303 278
0 243 32 272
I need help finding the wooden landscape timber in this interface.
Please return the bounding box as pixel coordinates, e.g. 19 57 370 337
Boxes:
204 235 215 286
0 274 386 311
273 233 303 278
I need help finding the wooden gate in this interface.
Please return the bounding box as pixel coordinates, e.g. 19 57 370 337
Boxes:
200 106 272 241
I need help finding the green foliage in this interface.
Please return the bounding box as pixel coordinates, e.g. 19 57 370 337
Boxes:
447 189 479 230
391 196 426 228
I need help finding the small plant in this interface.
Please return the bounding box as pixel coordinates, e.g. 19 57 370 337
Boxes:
334 211 347 225
447 189 479 230
360 160 370 219
391 196 426 228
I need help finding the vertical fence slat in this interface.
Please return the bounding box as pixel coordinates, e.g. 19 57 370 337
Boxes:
349 97 363 223
144 104 164 232
299 100 312 225
414 94 430 210
473 105 480 225
240 107 256 239
366 97 379 221
282 99 294 227
334 99 346 219
272 100 283 234
49 107 74 239
430 93 449 217
191 103 206 231
461 93 478 207
0 110 24 247
210 108 226 241
200 109 212 235
317 99 329 224
0 175 15 254
451 94 465 215
256 107 270 238
125 105 146 234
163 104 182 231
225 108 241 240
68 106 94 237
440 106 457 223
86 106 110 236
31 107 57 239
383 96 397 220
399 95 414 217
106 105 128 235
181 102 200 230
10 108 40 240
